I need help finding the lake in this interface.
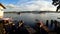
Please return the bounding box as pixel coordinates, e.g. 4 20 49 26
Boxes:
4 13 60 30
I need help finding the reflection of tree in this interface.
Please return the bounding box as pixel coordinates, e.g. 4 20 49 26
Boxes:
52 0 60 12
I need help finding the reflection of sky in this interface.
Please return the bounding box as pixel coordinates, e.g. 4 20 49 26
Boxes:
4 13 60 29
4 13 60 23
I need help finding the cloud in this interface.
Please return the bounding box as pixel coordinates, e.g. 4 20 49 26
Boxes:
5 0 57 11
6 4 16 8
5 4 22 11
19 0 56 11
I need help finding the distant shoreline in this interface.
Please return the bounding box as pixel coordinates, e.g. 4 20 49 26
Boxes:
4 11 60 13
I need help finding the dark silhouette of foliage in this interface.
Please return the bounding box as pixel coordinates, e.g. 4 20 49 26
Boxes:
52 0 60 12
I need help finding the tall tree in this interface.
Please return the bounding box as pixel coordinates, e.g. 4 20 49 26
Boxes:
52 0 60 12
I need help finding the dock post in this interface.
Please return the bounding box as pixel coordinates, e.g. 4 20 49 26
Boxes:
46 20 49 27
50 20 54 28
53 20 58 31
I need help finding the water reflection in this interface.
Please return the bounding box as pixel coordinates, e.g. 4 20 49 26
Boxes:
4 13 60 25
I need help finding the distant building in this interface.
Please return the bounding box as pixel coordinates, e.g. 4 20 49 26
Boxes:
0 3 6 18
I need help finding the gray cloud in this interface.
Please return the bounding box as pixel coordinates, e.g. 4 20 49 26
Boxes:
5 0 56 11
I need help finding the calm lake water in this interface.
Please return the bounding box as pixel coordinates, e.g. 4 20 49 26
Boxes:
4 13 60 30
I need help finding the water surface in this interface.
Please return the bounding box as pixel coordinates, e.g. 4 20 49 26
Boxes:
4 13 60 29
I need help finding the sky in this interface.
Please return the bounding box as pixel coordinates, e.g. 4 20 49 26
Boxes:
0 0 57 11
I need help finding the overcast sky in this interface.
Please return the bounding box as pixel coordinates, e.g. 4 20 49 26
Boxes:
0 0 57 11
